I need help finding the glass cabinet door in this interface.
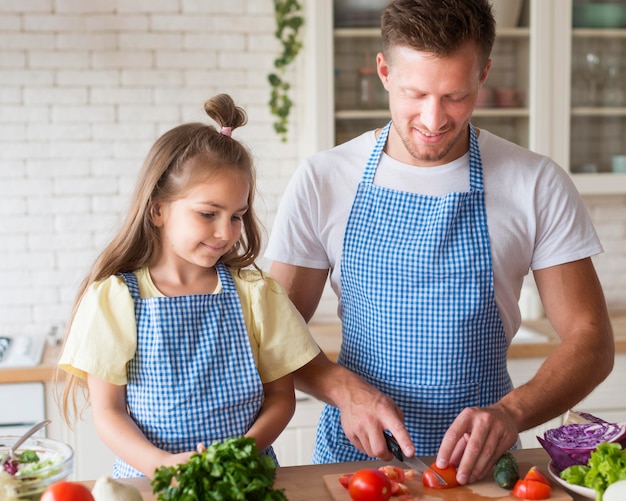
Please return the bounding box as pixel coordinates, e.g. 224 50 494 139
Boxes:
570 0 626 175
332 0 532 147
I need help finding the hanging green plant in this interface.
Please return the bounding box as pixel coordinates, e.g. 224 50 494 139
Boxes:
268 0 304 142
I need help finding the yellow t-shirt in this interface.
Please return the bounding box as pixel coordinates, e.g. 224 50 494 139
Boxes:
59 267 320 385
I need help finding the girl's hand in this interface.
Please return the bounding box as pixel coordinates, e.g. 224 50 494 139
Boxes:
163 450 196 468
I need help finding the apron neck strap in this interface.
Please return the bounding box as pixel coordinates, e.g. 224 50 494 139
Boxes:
361 121 485 192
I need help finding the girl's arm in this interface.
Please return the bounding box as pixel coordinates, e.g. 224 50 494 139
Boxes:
244 374 296 452
88 374 195 478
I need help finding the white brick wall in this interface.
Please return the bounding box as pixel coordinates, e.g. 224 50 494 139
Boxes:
0 0 625 338
0 0 301 336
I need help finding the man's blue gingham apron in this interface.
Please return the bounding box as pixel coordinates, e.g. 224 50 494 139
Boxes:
113 262 271 477
312 121 513 463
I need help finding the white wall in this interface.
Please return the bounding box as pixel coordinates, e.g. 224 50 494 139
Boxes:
0 0 303 336
0 0 625 339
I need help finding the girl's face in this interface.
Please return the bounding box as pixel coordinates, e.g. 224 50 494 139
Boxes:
153 165 249 271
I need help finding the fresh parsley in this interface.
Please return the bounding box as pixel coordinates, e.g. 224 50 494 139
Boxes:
151 437 288 501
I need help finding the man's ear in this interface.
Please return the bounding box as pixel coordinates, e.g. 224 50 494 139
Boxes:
479 58 492 86
377 51 390 89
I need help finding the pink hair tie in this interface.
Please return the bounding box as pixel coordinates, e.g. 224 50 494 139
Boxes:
220 126 232 137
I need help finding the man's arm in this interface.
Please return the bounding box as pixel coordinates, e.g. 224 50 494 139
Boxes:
269 262 328 323
269 261 414 460
437 258 614 484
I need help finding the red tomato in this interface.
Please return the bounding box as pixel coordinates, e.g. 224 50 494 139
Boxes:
378 464 406 483
422 463 460 489
348 469 392 501
512 479 552 500
524 466 551 486
41 481 95 501
338 473 353 489
391 481 410 495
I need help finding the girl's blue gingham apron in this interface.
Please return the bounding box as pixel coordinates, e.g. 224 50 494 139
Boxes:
113 262 272 477
312 121 513 463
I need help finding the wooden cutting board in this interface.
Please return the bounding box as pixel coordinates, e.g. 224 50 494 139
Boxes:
323 462 574 501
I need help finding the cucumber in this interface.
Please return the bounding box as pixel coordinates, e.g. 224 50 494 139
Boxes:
494 451 520 489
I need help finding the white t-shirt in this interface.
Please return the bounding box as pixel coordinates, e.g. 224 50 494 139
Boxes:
265 128 603 342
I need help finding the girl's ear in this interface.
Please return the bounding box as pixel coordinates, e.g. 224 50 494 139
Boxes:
150 201 164 227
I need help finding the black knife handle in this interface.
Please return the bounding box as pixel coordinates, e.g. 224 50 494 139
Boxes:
384 431 405 461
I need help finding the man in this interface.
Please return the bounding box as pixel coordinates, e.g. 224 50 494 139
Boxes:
265 0 614 485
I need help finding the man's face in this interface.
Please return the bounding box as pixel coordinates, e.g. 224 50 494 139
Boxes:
377 41 491 166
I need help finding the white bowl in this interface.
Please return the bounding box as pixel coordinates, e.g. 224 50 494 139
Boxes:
548 461 595 499
0 436 74 500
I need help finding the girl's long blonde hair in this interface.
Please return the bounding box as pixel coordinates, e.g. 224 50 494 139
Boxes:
56 94 263 425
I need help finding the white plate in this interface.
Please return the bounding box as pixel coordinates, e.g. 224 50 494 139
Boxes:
548 461 596 499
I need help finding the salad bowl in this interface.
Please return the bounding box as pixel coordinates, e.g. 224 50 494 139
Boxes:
548 461 595 500
0 436 74 500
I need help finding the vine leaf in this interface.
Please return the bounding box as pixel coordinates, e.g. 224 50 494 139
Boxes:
269 0 304 142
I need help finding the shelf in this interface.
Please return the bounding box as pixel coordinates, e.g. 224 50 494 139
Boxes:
472 108 529 117
335 109 530 120
572 28 626 38
334 27 379 38
334 27 530 39
335 110 390 120
571 107 626 117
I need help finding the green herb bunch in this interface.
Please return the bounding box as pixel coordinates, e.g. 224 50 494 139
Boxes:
151 437 287 501
268 0 304 142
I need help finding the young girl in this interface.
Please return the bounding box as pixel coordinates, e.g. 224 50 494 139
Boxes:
58 94 320 478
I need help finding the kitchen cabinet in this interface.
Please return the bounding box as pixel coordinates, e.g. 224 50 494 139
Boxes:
273 391 324 466
302 0 626 195
44 383 116 481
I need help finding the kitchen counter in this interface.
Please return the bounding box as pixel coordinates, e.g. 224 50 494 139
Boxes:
310 311 626 361
0 342 61 384
78 448 588 500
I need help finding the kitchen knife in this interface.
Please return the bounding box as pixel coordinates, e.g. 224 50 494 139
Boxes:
384 431 448 486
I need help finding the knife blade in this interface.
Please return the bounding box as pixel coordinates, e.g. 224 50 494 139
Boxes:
384 431 448 486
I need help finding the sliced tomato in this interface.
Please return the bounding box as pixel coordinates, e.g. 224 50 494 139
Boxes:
348 469 392 501
422 463 459 489
338 473 353 489
512 479 552 500
378 464 406 483
524 466 550 486
390 481 410 495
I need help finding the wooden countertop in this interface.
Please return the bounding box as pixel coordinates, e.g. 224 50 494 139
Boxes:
0 342 61 384
78 448 589 500
311 311 626 361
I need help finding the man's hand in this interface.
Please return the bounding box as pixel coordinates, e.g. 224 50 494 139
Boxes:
435 404 519 485
338 382 414 460
294 352 415 461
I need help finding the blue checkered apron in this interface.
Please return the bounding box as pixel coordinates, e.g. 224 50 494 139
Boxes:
112 263 270 477
312 121 513 463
